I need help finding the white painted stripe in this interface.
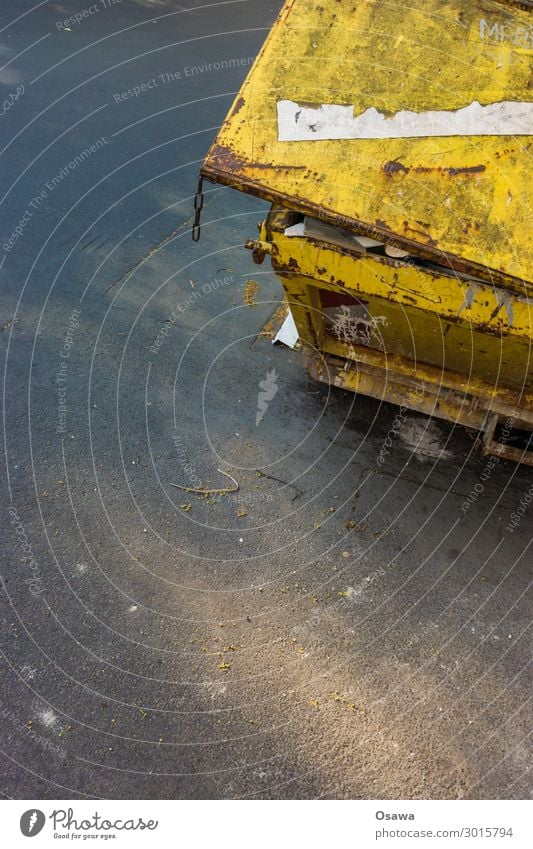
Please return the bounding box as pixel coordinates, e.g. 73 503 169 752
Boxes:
277 99 533 140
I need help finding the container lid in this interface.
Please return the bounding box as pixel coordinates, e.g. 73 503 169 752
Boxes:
201 0 533 287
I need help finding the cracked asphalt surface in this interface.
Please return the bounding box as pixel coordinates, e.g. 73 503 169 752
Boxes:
1 0 531 800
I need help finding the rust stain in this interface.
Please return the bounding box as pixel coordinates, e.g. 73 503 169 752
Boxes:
204 143 307 176
369 217 523 287
305 311 318 347
384 161 487 178
446 164 486 177
488 300 505 322
286 257 300 272
200 155 526 295
257 299 289 340
402 223 438 247
229 96 246 119
383 159 409 176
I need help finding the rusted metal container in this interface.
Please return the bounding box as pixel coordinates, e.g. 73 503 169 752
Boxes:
198 0 533 464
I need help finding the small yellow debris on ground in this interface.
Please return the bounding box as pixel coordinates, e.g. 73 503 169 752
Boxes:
243 279 260 306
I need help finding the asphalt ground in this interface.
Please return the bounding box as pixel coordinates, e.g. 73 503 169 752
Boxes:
0 0 531 800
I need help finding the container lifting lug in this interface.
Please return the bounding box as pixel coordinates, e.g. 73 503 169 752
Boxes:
245 237 272 265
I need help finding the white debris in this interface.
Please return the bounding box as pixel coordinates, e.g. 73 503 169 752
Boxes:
273 310 299 348
303 217 369 251
286 216 409 259
36 708 59 728
385 245 410 258
283 222 305 237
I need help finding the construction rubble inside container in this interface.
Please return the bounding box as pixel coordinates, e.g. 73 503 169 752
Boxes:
284 216 410 258
285 215 500 288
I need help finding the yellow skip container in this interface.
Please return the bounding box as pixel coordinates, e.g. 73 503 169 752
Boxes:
199 0 533 464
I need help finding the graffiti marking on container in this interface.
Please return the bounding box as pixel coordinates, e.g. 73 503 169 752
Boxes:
331 305 387 345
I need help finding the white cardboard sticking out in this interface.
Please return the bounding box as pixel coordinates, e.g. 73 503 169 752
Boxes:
273 310 299 348
283 222 306 237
